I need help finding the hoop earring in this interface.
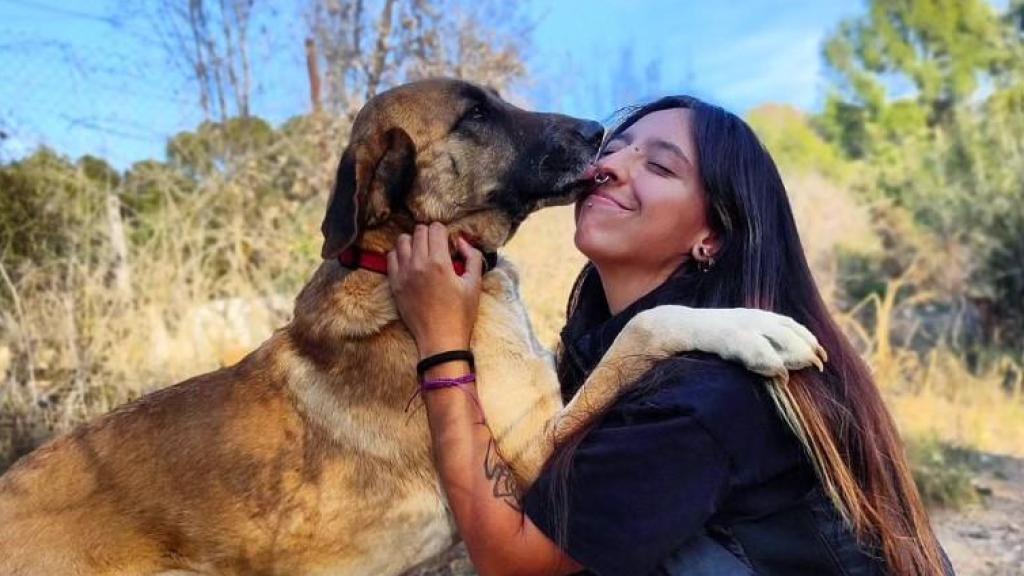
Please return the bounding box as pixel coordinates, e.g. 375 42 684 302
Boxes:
696 245 715 273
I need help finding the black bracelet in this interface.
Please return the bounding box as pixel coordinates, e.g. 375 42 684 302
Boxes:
416 350 475 378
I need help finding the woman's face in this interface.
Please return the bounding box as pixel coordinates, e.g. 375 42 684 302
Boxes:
575 108 713 276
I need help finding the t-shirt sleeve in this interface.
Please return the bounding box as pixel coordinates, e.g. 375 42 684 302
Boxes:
522 396 731 576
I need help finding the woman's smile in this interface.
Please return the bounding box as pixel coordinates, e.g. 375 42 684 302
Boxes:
585 190 634 211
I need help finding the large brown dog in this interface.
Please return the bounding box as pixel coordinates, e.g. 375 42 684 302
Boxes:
0 79 823 575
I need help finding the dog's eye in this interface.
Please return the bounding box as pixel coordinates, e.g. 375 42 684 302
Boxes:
465 104 487 122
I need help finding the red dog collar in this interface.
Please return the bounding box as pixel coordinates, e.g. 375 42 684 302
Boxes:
337 246 497 276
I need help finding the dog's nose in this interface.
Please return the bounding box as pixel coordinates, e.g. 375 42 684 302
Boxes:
575 120 605 148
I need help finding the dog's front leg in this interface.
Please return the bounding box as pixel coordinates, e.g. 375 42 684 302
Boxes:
511 305 827 487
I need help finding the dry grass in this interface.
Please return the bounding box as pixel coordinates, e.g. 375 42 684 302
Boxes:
883 352 1024 458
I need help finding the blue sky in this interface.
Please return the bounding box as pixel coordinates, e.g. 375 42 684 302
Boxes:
1 0 869 168
527 0 864 119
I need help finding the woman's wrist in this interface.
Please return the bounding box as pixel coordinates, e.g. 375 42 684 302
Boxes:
422 360 474 380
418 349 475 377
417 339 472 361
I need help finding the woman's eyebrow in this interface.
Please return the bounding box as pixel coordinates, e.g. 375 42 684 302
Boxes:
649 138 692 168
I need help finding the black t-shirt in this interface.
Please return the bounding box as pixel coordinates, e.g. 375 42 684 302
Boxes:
522 354 811 575
521 275 889 576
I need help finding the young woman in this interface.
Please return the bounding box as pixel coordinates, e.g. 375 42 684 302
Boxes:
386 96 950 575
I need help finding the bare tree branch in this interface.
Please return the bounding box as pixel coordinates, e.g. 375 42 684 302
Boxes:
365 0 396 100
154 0 255 121
306 0 528 118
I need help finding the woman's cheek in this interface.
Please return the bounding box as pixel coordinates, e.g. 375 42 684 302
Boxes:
573 213 595 254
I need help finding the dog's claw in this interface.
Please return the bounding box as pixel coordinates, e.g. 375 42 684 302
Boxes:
811 355 824 373
816 345 828 368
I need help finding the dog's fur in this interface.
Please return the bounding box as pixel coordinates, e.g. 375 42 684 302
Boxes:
0 79 820 575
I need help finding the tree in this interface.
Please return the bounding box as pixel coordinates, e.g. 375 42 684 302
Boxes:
0 150 111 283
306 0 527 118
166 116 276 179
747 104 851 184
820 0 1024 353
823 0 1008 130
155 0 256 122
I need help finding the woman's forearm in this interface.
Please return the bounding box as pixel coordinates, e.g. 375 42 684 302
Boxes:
385 225 579 574
421 361 581 576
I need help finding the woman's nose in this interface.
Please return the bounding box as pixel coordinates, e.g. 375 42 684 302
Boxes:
594 152 627 185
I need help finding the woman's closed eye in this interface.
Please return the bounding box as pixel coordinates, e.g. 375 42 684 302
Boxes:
646 160 676 177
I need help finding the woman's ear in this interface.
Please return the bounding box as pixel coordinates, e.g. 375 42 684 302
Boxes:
690 230 719 264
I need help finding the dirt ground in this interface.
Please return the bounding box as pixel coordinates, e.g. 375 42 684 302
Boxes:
933 454 1024 576
409 455 1024 576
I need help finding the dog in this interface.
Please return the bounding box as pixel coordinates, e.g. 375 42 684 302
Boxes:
0 78 823 575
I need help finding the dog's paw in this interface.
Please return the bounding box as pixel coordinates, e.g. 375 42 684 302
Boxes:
624 306 826 379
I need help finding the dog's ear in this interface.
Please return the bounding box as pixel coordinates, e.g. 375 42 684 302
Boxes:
320 128 416 259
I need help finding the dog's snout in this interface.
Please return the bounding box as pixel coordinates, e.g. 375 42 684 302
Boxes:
575 120 605 148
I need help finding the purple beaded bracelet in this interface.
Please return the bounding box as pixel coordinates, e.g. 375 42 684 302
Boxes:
405 373 484 422
420 372 476 391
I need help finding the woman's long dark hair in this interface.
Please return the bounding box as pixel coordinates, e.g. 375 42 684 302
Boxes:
549 96 946 575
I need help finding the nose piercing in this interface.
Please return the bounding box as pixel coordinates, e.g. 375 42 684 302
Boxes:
594 173 610 185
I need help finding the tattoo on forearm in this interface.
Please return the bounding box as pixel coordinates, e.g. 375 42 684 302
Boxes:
484 438 522 511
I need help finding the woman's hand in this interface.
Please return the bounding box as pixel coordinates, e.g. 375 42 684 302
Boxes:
387 222 484 359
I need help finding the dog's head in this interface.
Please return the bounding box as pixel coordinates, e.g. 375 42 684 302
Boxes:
320 78 604 258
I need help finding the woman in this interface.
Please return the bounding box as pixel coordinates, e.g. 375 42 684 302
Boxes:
386 96 950 575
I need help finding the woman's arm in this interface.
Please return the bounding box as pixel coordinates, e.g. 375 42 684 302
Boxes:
387 223 582 576
421 360 582 576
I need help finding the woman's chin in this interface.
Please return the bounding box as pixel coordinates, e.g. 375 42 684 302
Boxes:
574 227 617 263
